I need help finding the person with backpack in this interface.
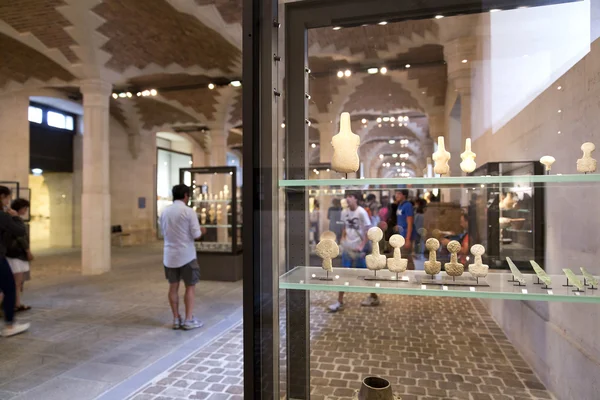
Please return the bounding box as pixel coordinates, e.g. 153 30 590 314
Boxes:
5 199 33 312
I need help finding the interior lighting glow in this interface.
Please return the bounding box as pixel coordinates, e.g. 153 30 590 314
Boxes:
208 83 215 90
361 118 367 123
333 26 341 30
311 143 316 148
390 117 396 122
405 64 411 68
230 81 241 87
112 93 118 99
367 68 378 74
344 69 352 77
383 117 390 122
150 89 158 96
380 67 387 74
389 140 396 144
376 117 382 123
435 15 444 19
281 123 285 128
462 59 468 64
378 21 388 25
337 70 344 78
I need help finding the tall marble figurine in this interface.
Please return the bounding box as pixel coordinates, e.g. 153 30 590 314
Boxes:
433 136 451 175
445 240 464 279
366 227 386 274
460 138 476 173
577 142 597 173
387 234 408 279
331 112 360 173
424 238 441 277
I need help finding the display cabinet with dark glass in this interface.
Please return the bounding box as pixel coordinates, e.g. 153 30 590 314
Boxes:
179 166 242 281
469 161 545 269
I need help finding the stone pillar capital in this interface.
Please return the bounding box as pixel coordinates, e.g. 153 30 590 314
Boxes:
81 79 112 108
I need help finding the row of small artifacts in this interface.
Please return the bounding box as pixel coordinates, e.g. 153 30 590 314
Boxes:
506 258 597 292
330 112 597 175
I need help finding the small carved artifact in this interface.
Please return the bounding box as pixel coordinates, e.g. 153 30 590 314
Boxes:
460 138 477 173
387 234 408 275
506 257 526 285
316 239 339 272
563 268 586 291
320 230 337 242
530 260 552 288
580 267 598 289
577 142 597 173
424 238 441 276
366 227 386 272
539 155 555 174
445 240 464 278
468 244 489 282
331 112 360 173
433 136 451 175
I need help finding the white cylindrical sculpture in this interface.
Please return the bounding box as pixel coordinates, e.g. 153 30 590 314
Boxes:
577 142 597 173
331 112 360 173
366 227 386 271
460 138 477 173
433 136 451 175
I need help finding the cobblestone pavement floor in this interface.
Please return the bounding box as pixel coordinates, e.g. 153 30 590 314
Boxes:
130 292 555 400
0 245 242 400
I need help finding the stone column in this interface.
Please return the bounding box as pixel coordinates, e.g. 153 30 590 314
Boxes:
209 132 228 242
0 92 29 187
80 79 112 275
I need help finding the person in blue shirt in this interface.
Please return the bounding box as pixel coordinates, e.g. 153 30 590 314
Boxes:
394 189 415 269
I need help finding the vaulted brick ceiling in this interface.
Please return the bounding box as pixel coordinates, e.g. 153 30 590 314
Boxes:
195 0 242 25
228 91 242 126
160 86 225 121
134 98 197 130
0 33 74 88
93 0 240 74
345 75 422 113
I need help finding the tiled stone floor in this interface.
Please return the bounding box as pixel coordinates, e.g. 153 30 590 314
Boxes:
131 292 555 400
0 244 242 400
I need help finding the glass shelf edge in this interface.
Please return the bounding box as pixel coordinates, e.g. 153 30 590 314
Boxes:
278 173 600 188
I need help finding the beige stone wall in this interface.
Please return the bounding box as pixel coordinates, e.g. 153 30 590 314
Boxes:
0 92 29 187
474 38 600 400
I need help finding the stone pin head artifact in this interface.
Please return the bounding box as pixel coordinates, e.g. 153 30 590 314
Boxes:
366 227 386 274
316 239 339 272
468 244 489 283
387 234 408 277
331 112 360 173
445 240 464 280
539 155 555 174
460 138 477 173
433 136 451 175
577 142 597 173
424 238 441 277
320 230 337 242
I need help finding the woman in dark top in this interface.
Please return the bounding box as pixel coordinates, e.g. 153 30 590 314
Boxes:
327 198 343 242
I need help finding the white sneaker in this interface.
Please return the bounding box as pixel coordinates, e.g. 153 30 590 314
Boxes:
1 322 30 337
328 301 344 312
172 317 182 330
361 296 380 307
182 318 203 331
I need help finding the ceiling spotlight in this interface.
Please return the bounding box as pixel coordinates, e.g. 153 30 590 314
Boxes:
404 116 409 121
378 124 382 128
389 140 396 144
557 86 562 90
136 92 141 96
402 168 406 173
208 83 215 90
558 109 562 113
401 162 406 166
379 154 384 159
112 93 118 99
311 143 316 148
333 26 342 30
142 90 150 96
150 89 158 96
490 9 501 12
361 118 367 123
230 81 241 87
126 92 132 98
344 69 352 77
395 162 400 166
392 153 398 158
462 59 468 64
118 92 126 98
367 68 378 74
397 168 401 172
391 123 395 127
405 64 411 68
337 70 344 78
390 117 396 122
281 123 285 128
376 117 382 123
383 117 390 122
31 168 43 176
380 67 387 74
558 131 561 134
378 21 388 25
435 15 444 19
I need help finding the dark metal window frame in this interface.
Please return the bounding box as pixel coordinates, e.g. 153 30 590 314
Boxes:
29 101 77 133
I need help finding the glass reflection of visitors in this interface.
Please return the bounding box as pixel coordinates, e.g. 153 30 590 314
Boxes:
327 198 343 242
310 199 320 244
441 212 469 264
5 199 33 312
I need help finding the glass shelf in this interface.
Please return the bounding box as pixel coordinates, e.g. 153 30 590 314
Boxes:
192 199 232 203
279 173 600 188
280 267 600 303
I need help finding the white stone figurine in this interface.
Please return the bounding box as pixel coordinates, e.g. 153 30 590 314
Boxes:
445 240 464 278
433 136 451 175
331 112 360 173
387 234 408 276
468 244 489 282
577 142 597 173
539 156 555 174
316 239 339 272
424 238 441 277
366 227 386 272
320 230 337 242
341 198 348 210
460 138 476 173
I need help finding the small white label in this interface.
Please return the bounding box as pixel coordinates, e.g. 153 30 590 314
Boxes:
401 276 410 282
375 283 381 288
335 275 340 279
547 290 553 295
521 289 528 294
299 280 304 284
421 284 427 290
442 285 449 291
311 274 316 278
575 292 581 296
470 287 476 292
344 282 349 286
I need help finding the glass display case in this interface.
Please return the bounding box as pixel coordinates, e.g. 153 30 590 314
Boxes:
469 161 545 269
179 166 242 281
242 0 600 399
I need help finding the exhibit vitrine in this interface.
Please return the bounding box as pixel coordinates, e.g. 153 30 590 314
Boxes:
179 166 242 281
242 0 600 399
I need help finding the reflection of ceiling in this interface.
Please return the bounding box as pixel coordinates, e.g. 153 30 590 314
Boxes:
344 75 422 113
195 0 242 25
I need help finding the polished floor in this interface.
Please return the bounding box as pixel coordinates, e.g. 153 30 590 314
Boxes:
0 245 242 400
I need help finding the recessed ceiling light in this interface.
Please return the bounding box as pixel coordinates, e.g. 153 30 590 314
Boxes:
112 93 118 99
337 70 344 78
392 153 398 158
376 117 382 123
378 21 388 25
367 67 379 74
389 140 396 144
344 69 352 77
281 123 285 128
558 131 561 134
311 143 316 148
462 59 468 64
435 15 444 19
383 117 390 122
378 124 382 127
380 67 387 74
208 83 215 90
391 123 395 127
390 117 396 122
401 162 406 166
379 154 384 159
421 91 426 94
230 81 241 87
333 26 342 30
361 118 367 123
490 9 501 12
558 109 562 113
557 86 562 90
395 162 400 166
405 64 411 68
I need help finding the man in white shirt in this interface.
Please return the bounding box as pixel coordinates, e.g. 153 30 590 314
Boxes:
160 184 205 330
